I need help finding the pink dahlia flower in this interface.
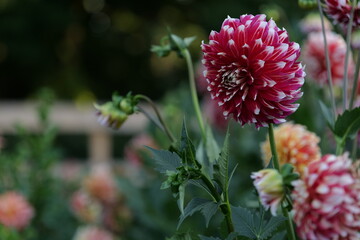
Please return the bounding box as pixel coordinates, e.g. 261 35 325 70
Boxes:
0 191 34 230
299 13 332 34
201 14 305 128
83 166 117 204
293 154 360 240
70 191 101 223
303 31 356 86
261 122 321 176
324 0 360 29
251 169 284 216
73 226 114 240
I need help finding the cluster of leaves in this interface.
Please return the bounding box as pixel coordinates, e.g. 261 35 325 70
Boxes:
151 32 196 58
149 120 287 239
319 100 360 153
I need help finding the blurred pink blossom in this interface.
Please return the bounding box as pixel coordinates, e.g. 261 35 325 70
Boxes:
70 190 101 223
0 191 34 230
83 166 117 204
303 31 356 86
73 226 114 240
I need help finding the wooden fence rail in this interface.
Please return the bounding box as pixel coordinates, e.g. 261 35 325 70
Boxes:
0 101 149 162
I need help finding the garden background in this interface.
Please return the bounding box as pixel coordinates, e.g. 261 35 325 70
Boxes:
0 0 329 239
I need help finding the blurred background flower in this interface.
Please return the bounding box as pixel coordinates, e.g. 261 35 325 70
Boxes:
261 122 321 175
302 31 355 87
0 191 34 230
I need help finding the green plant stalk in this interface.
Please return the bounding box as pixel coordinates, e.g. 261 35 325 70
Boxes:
351 134 358 162
182 48 206 142
281 203 297 240
268 124 296 240
336 138 345 155
200 174 235 234
349 51 360 109
135 94 176 143
342 0 357 110
317 0 337 119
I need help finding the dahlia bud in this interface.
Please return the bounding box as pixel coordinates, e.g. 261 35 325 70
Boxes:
251 169 284 216
95 102 128 129
120 98 134 114
95 92 138 130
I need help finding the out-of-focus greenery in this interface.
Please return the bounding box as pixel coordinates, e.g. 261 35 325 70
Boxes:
0 0 307 101
0 89 77 239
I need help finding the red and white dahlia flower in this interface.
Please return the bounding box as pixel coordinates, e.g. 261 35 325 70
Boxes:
201 14 305 128
292 154 360 240
0 191 34 230
324 0 360 30
303 31 356 86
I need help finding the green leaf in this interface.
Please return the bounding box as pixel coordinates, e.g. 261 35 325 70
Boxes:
227 164 238 191
188 179 213 198
232 206 286 240
184 36 196 47
151 44 171 57
167 232 197 240
214 129 230 192
206 126 220 166
199 233 243 240
147 147 181 173
199 236 221 240
178 183 186 215
201 201 220 227
180 120 197 166
178 198 218 229
259 215 286 239
170 34 186 50
319 100 334 130
334 107 360 140
232 206 257 239
269 231 286 240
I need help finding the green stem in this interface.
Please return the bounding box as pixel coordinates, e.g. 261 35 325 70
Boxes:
282 204 297 240
351 134 358 162
349 51 360 109
268 124 296 240
135 94 176 143
200 175 234 234
317 0 337 119
268 124 280 171
182 48 206 142
336 140 345 155
343 0 357 110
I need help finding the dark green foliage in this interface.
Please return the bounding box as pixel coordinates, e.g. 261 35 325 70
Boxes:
232 206 286 240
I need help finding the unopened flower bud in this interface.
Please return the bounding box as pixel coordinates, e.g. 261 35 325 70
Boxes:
95 102 128 129
251 169 284 216
120 98 134 114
